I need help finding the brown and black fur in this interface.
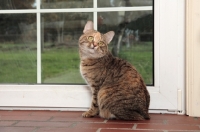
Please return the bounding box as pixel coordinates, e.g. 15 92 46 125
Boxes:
79 21 150 120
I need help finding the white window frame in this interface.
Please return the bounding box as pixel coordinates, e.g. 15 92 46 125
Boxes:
0 0 185 114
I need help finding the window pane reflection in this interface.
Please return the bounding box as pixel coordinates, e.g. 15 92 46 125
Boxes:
0 14 37 83
41 0 93 9
0 0 36 9
98 11 153 85
98 0 152 7
41 12 93 84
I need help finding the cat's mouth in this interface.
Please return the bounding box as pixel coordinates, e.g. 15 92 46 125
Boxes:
90 44 98 50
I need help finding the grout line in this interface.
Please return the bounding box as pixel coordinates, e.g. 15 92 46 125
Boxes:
163 120 168 125
11 121 20 126
32 127 40 132
132 124 137 130
163 130 168 132
46 116 54 121
96 128 102 132
103 119 108 123
68 122 78 128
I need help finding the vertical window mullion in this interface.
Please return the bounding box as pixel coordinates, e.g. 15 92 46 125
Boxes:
93 0 97 30
36 0 41 83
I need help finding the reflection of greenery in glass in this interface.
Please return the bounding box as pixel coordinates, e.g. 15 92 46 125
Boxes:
42 47 85 84
0 43 152 84
98 0 152 7
0 13 37 83
41 0 93 9
0 0 35 9
0 46 37 83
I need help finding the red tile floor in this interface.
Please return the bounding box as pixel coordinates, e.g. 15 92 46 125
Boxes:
0 110 200 132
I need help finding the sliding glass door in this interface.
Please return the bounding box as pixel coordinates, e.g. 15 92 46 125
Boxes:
0 0 185 114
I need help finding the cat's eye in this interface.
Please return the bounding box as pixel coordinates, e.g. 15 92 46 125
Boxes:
87 36 94 42
98 41 104 46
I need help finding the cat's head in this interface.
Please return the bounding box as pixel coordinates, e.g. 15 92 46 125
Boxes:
79 21 115 59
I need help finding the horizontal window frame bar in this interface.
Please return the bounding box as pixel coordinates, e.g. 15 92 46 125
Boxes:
0 6 152 14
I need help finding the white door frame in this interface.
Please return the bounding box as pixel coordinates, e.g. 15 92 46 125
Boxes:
186 0 200 117
0 0 185 114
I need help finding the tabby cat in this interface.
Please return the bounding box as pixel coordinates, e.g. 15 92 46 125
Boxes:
79 21 150 120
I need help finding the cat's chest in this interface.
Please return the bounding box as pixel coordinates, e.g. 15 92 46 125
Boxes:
80 64 85 78
80 64 99 76
80 63 103 83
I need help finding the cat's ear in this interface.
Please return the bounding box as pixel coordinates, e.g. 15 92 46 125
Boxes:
83 21 94 33
104 31 115 44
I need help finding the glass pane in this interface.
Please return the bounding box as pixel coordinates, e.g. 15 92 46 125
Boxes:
0 14 37 83
0 0 36 9
41 0 93 9
98 0 153 7
98 11 153 85
41 12 93 84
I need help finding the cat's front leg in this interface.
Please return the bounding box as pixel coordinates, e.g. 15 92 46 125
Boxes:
82 88 99 117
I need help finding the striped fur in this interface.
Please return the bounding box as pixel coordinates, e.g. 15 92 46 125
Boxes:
79 21 150 120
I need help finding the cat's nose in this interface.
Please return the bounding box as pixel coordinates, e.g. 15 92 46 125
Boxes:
93 42 98 47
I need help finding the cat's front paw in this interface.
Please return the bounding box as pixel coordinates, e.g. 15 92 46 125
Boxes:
82 111 95 118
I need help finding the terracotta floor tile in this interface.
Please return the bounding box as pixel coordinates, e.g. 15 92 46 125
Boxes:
0 115 51 121
0 110 32 116
30 110 59 116
0 127 35 132
167 119 200 125
137 124 200 131
31 111 82 118
15 121 73 127
101 129 163 132
107 119 163 124
51 116 105 122
76 123 134 129
0 111 199 132
37 127 98 132
168 130 200 132
0 121 16 126
150 114 195 121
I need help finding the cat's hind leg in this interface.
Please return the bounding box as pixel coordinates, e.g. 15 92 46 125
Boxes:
112 109 145 120
99 109 116 119
97 88 117 119
99 106 145 120
139 108 150 120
